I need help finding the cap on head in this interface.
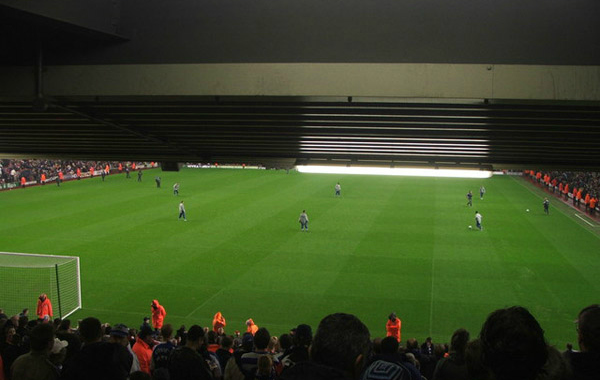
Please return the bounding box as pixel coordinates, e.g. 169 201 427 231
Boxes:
110 324 129 337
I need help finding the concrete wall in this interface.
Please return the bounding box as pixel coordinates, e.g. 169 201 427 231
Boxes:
2 63 599 101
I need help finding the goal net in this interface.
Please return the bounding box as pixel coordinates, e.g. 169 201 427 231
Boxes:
0 252 81 319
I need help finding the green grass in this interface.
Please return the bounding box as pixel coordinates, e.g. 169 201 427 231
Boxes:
1 168 599 347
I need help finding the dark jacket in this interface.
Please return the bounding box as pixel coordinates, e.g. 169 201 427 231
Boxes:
432 354 469 380
168 346 213 380
61 341 132 380
279 361 352 380
563 350 599 380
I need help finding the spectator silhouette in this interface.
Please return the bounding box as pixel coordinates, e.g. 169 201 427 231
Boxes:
61 317 132 380
168 325 213 380
479 306 551 380
280 312 371 380
432 328 470 380
10 323 58 380
563 304 600 379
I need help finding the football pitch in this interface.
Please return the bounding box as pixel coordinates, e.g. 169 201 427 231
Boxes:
1 168 599 347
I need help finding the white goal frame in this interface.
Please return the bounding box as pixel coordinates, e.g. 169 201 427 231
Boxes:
0 251 82 319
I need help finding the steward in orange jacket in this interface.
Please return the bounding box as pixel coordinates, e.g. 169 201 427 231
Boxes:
246 318 258 335
41 173 46 184
386 312 402 342
585 193 591 210
36 293 53 321
590 197 598 215
76 168 81 179
213 311 226 333
151 299 166 330
20 177 26 187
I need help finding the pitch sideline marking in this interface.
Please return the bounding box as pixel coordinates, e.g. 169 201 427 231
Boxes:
511 176 600 241
575 213 595 227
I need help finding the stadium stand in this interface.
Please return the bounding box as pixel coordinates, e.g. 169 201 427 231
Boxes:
0 306 584 380
525 170 600 217
0 159 157 189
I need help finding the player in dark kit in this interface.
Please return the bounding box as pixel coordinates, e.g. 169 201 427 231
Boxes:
543 198 550 214
466 191 473 207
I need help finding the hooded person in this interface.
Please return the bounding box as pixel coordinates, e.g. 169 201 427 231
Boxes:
151 300 166 330
37 293 53 322
213 312 226 333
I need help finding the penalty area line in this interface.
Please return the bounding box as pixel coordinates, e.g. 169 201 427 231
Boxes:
575 213 596 227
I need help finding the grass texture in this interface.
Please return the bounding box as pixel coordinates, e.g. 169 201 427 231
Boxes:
1 168 599 347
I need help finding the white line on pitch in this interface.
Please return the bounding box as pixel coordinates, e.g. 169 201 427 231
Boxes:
575 214 595 227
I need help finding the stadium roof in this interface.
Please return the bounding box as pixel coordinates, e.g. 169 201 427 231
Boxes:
1 1 599 169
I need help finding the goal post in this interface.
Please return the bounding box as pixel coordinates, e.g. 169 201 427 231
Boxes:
0 252 81 319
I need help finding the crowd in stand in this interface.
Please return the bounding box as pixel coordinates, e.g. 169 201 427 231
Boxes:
0 159 155 189
526 170 600 215
1 302 599 380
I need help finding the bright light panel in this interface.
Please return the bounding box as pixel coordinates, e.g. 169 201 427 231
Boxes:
296 165 492 178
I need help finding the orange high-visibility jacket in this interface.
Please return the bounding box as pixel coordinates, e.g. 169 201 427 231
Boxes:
246 319 259 335
386 318 402 342
213 312 226 332
37 296 53 320
151 300 166 329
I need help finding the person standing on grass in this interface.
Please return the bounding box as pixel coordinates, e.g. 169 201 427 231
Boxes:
137 169 143 182
475 211 483 231
178 201 187 221
155 176 161 188
386 312 401 342
151 300 167 331
173 182 180 196
335 182 341 197
37 293 53 322
543 198 550 215
299 210 309 232
466 191 473 207
480 186 486 200
212 312 226 333
246 319 259 335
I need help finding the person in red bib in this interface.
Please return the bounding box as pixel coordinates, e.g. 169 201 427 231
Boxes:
386 312 402 342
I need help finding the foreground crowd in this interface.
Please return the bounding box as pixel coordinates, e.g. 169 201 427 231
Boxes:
1 304 599 380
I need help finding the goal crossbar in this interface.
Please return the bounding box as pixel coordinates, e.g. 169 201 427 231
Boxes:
0 251 82 319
